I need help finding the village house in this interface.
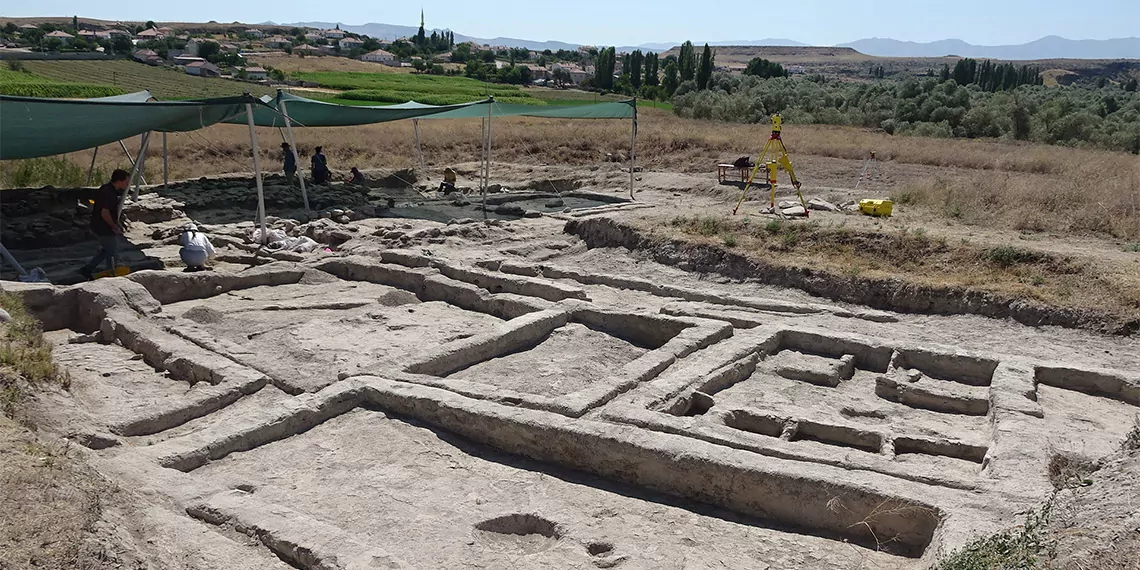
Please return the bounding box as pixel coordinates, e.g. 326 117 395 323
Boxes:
44 30 74 45
338 37 363 50
293 45 322 55
132 48 163 65
552 63 593 85
243 67 268 80
324 29 345 40
184 60 221 77
526 65 551 81
304 32 324 42
244 28 263 38
173 54 205 66
136 28 164 40
263 36 291 49
361 48 396 64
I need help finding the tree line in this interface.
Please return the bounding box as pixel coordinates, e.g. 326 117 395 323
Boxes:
940 58 1043 91
672 72 1140 153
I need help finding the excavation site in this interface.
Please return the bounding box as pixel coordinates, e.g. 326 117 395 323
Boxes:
2 155 1138 570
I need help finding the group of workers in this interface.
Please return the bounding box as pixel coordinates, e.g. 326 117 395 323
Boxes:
79 169 216 280
281 143 365 186
78 145 372 281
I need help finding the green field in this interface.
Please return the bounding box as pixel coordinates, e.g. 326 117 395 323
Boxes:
20 60 276 99
523 87 673 110
0 67 125 98
293 72 538 105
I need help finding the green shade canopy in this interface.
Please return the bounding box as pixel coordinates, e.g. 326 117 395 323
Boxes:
0 93 266 160
225 92 490 127
0 90 635 160
227 91 636 127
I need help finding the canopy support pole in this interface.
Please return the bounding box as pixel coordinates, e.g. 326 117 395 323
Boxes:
162 132 168 188
119 139 147 186
132 131 151 202
116 131 150 222
480 117 488 219
413 119 426 171
246 103 269 244
630 100 638 200
278 98 310 217
0 242 29 279
483 99 494 218
86 146 99 186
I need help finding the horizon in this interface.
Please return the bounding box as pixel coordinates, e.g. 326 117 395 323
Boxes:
4 0 1137 47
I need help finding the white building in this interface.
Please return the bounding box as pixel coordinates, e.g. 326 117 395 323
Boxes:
244 67 268 80
184 61 221 77
361 48 396 64
339 37 363 50
45 30 74 45
324 29 345 40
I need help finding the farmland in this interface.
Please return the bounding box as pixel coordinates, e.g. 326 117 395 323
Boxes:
292 71 540 105
19 60 276 99
0 67 124 98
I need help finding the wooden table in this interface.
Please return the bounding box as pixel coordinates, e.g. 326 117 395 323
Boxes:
717 163 751 184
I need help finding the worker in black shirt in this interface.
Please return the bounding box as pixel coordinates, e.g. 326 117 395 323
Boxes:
79 169 130 281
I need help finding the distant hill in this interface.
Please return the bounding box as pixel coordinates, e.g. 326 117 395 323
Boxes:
839 36 1140 59
283 23 1138 60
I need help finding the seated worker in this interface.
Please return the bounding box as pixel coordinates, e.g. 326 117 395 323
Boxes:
346 167 366 185
179 223 216 272
438 167 458 194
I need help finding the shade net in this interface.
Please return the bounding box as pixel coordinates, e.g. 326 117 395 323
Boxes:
0 94 264 160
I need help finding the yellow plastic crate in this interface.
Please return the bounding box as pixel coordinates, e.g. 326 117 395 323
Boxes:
859 199 894 217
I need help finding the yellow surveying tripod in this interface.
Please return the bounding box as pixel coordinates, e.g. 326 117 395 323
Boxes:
732 113 808 216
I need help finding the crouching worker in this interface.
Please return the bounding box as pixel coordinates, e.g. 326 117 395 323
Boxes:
179 223 216 272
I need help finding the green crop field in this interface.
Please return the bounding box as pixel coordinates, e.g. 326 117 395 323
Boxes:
0 67 125 98
292 72 535 103
20 60 276 99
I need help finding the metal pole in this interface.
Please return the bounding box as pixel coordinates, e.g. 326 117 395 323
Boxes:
119 138 147 185
86 146 99 186
132 131 151 201
630 99 638 200
278 97 310 216
0 242 29 278
413 119 426 171
162 131 168 188
480 117 488 219
485 98 493 208
117 131 150 222
246 103 269 244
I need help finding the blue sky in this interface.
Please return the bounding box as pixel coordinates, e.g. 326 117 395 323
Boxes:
9 0 1138 46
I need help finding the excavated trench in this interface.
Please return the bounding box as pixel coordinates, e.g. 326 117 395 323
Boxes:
564 217 1139 334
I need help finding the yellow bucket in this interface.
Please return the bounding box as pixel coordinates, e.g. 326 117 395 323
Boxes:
859 199 894 217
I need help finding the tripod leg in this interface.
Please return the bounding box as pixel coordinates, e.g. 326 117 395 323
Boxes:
733 139 775 215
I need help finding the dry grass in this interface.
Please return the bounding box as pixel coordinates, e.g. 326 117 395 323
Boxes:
0 294 69 421
0 416 120 569
13 107 1140 239
1047 451 1100 490
651 214 1140 322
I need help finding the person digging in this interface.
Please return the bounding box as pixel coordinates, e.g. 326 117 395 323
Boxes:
79 169 130 281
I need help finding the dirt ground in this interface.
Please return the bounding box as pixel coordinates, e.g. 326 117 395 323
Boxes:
2 150 1139 569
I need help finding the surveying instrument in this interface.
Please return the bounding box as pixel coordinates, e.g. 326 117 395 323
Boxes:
855 151 876 190
732 113 807 216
